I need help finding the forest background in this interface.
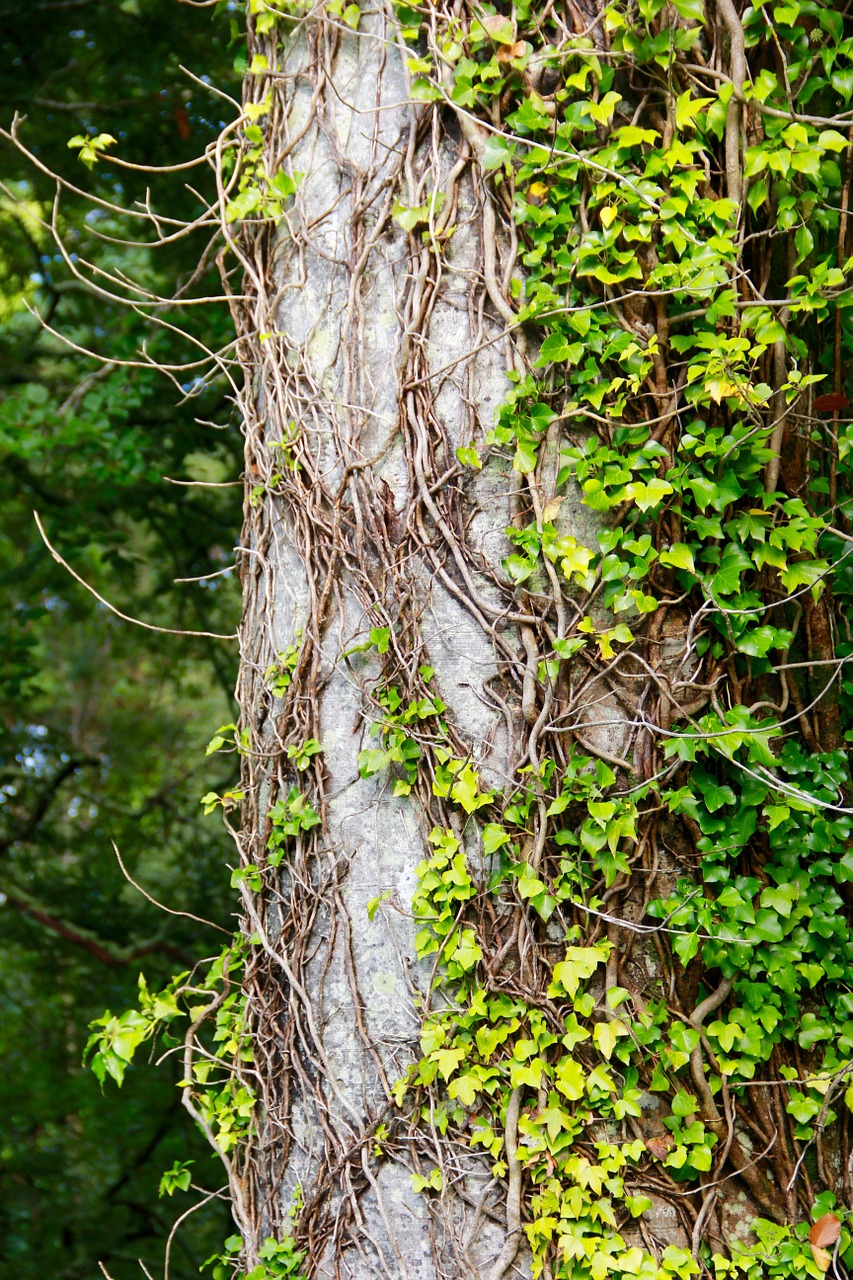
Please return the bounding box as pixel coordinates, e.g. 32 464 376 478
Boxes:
0 2 243 1276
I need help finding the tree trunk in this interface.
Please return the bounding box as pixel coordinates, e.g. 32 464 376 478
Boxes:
222 0 853 1277
234 14 529 1272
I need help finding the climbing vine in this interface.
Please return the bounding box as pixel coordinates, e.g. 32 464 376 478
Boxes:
65 0 853 1276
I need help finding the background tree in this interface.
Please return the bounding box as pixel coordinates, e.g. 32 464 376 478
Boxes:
0 3 242 1276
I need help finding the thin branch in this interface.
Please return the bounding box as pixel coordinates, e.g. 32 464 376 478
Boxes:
112 842 232 935
34 511 237 640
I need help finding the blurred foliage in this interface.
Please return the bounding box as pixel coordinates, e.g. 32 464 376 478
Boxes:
0 2 245 1276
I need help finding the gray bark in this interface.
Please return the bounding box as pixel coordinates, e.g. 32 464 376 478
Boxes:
233 9 526 1276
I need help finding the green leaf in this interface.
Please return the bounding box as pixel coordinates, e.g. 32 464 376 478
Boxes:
367 890 391 921
795 224 814 264
549 945 609 999
513 439 538 473
456 445 482 469
659 543 696 573
67 132 117 168
448 927 482 970
447 1074 478 1106
694 773 735 812
674 931 699 964
482 134 512 170
159 1160 193 1197
410 1168 443 1193
670 0 704 17
482 823 510 854
588 91 622 123
613 125 660 148
819 129 849 152
675 92 713 130
672 1089 697 1117
536 333 584 365
625 478 673 511
760 884 797 917
593 1019 619 1060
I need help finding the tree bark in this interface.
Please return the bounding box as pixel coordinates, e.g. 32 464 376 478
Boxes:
232 11 533 1274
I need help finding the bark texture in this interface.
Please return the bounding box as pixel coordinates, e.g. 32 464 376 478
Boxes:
233 11 542 1275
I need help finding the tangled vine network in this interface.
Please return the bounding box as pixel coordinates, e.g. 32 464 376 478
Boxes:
43 0 853 1277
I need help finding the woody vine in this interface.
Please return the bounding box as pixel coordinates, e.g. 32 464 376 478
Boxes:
73 0 853 1276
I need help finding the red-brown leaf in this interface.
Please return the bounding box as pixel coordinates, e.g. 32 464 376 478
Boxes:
496 40 528 61
813 393 850 413
810 1213 841 1249
645 1135 673 1161
810 1245 832 1273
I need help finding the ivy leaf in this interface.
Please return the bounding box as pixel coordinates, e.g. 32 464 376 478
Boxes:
672 1089 698 1117
432 1046 466 1080
67 132 117 168
779 559 828 594
674 931 699 965
752 910 784 942
159 1160 193 1197
760 884 797 917
795 224 814 264
737 626 788 658
809 1214 841 1272
513 439 538 473
675 92 714 130
367 890 391 921
764 804 790 830
809 1213 840 1244
693 771 735 812
659 543 696 573
645 1135 674 1161
819 129 849 152
410 1168 443 1193
448 928 482 970
482 134 512 170
455 445 482 469
482 823 510 854
625 478 673 510
791 149 821 177
535 333 584 365
450 765 492 813
670 0 704 17
708 1019 739 1053
549 945 609 998
554 1055 586 1099
447 1075 479 1106
593 1019 619 1060
612 125 660 147
588 91 622 123
269 169 302 200
478 12 515 42
562 1015 590 1050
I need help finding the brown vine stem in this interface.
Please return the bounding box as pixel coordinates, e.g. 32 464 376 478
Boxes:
111 842 232 934
33 512 238 640
716 0 746 206
689 979 784 1219
487 1086 523 1280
